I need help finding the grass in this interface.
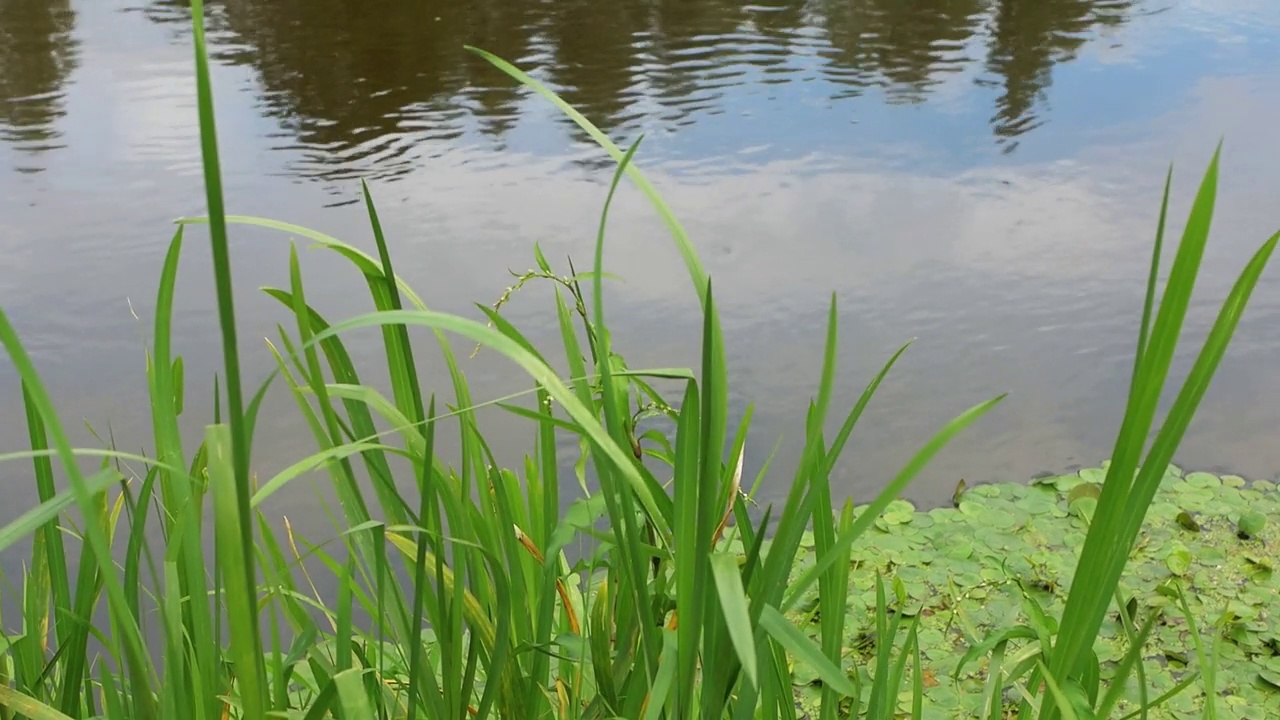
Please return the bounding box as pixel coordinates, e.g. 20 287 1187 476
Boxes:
0 2 1277 719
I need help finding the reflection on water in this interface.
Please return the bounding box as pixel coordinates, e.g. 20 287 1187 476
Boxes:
0 0 79 172
117 0 1143 185
982 0 1132 151
1 0 1279 523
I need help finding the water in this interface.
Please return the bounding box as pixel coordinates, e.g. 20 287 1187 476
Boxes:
2 0 1279 542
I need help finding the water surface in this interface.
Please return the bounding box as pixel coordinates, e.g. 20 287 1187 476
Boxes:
2 0 1279 539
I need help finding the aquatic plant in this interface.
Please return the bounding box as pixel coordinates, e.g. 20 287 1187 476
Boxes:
0 2 1276 719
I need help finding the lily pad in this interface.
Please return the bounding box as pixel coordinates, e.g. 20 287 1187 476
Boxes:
1067 482 1101 506
1238 511 1267 539
944 540 974 560
1166 542 1193 576
1067 484 1098 521
1186 471 1222 488
1079 467 1107 484
1031 474 1078 491
1198 546 1225 565
1222 474 1247 488
1259 669 1280 691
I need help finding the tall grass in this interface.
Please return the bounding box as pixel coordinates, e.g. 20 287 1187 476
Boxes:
0 3 1275 719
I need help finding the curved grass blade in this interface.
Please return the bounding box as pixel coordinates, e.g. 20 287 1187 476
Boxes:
207 425 268 720
466 46 710 306
0 685 75 720
1044 149 1279 719
782 393 1006 611
758 605 855 697
178 215 431 311
0 466 120 556
1035 662 1083 720
709 553 757 687
187 3 266 716
582 137 665 679
20 385 71 659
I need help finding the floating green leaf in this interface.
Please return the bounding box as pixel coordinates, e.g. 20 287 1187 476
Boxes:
1237 511 1267 539
1067 483 1101 507
1185 471 1222 489
1166 542 1193 576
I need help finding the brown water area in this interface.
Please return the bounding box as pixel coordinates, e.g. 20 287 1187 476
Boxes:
1 0 1278 545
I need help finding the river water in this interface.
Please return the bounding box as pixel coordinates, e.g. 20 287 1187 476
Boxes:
2 0 1279 535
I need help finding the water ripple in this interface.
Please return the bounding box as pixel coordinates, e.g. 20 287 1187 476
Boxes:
38 0 1182 186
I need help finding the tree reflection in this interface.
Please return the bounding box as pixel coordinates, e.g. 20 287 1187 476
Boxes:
982 0 1133 152
0 0 79 172
136 0 1141 179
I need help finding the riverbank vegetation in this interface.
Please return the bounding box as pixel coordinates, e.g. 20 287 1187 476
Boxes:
1 3 1278 719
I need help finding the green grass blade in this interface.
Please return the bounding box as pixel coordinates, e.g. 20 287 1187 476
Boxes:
691 263 730 707
1115 674 1202 720
1047 150 1278 717
809 295 840 438
143 224 220 718
406 399 445 720
709 553 757 686
148 227 191 513
60 479 113 716
466 46 710 305
187 6 263 718
589 142 669 673
1117 229 1279 547
817 499 854 720
1036 662 1082 720
673 341 703 705
1096 604 1160 718
181 215 432 310
642 629 681 720
1173 585 1218 720
299 677 338 720
910 622 923 720
866 573 895 719
250 442 400 508
19 526 51 701
0 686 75 720
759 605 856 697
783 393 1006 611
207 425 268 720
333 667 375 718
1133 166 1174 373
0 467 119 556
20 386 71 656
360 180 431 451
825 340 912 472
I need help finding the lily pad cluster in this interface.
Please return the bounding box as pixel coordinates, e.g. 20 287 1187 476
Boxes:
775 465 1280 718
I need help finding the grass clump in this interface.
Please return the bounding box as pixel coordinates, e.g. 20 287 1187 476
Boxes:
0 3 1278 719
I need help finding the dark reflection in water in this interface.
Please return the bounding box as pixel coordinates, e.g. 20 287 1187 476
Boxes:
982 0 1133 152
123 0 1138 186
0 0 79 173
